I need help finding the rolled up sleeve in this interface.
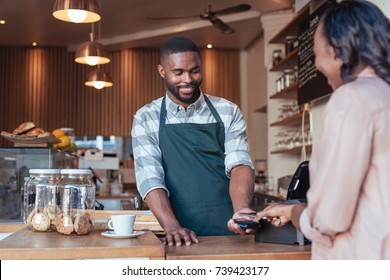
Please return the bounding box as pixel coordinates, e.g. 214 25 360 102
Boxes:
131 109 169 199
300 208 333 247
224 106 254 176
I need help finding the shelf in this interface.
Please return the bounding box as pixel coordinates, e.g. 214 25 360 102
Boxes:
271 145 312 155
266 4 312 184
269 5 310 44
270 48 298 72
270 111 309 127
270 84 297 99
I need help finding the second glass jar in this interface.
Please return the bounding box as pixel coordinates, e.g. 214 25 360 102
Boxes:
283 69 296 88
55 169 96 235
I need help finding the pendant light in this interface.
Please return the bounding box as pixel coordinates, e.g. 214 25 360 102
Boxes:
85 67 113 89
53 0 101 23
75 32 110 66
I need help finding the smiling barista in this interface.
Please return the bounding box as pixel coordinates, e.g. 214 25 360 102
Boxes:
131 37 255 246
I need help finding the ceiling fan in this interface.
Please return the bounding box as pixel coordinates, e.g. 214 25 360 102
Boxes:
147 4 251 34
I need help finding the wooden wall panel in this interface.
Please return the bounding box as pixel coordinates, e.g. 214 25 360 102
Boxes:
0 46 240 146
201 49 241 106
0 46 76 144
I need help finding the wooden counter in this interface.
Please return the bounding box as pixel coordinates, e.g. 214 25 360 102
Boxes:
0 226 310 260
166 234 311 260
0 228 165 260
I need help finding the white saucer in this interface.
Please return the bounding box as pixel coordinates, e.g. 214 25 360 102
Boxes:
101 231 144 239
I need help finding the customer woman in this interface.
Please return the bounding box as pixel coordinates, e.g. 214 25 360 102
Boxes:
256 0 390 259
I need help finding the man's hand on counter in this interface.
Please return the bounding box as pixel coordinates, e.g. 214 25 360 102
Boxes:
161 226 199 247
145 189 199 246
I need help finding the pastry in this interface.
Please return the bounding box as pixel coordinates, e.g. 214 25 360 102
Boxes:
26 210 35 229
44 205 57 220
31 212 51 231
44 205 61 230
43 205 57 220
25 127 45 136
55 213 74 235
37 132 51 138
12 121 35 135
74 213 93 235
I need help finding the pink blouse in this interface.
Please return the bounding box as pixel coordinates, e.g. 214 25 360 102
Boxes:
300 67 390 259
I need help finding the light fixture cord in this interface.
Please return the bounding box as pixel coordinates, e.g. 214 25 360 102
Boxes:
90 20 101 42
89 23 95 42
98 19 102 41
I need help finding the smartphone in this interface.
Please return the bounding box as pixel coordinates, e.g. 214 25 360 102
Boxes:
233 219 261 229
238 212 256 218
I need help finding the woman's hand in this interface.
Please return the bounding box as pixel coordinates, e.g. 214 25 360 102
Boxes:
256 204 295 227
256 203 307 230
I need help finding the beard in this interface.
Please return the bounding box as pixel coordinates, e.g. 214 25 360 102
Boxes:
165 78 202 104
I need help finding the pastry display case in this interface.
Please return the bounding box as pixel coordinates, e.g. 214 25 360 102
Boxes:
0 147 77 222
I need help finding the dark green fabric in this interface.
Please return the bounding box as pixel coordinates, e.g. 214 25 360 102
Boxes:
158 95 233 236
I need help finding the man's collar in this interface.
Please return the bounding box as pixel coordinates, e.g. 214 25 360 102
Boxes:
165 90 204 113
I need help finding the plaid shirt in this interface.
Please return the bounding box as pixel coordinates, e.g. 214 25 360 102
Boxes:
131 92 254 199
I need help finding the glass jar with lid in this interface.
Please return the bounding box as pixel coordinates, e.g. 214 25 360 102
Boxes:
272 49 283 66
285 36 299 55
55 169 95 235
276 75 284 92
283 69 296 88
24 169 61 232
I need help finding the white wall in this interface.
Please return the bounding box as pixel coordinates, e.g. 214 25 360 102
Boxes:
240 34 268 166
368 0 390 17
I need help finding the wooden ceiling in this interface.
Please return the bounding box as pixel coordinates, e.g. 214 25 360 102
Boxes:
0 0 292 50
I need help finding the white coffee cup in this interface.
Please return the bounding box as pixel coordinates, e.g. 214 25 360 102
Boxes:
108 214 136 235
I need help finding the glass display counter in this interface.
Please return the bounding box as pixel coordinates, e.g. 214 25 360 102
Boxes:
0 147 77 221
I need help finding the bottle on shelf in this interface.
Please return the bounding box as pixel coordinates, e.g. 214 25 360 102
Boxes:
285 36 299 55
272 48 283 66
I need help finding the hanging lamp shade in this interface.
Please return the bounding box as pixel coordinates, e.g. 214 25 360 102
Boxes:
75 33 110 66
85 68 113 89
53 0 101 23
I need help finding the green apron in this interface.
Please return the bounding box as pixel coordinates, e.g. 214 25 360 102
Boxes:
159 95 234 236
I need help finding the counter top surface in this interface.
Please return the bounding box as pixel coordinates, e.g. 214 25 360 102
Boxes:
0 226 311 260
166 234 311 260
0 227 165 260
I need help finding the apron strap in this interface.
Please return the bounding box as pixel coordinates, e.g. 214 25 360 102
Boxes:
203 95 223 123
160 96 168 125
160 94 223 125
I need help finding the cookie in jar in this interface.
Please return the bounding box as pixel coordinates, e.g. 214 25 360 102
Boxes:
23 169 61 232
55 169 96 235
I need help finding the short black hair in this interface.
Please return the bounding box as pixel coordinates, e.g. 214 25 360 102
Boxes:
160 37 200 63
320 0 390 84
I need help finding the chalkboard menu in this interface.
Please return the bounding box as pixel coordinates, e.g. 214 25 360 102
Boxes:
297 3 332 105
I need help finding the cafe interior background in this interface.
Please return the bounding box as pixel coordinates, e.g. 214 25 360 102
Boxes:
0 0 389 223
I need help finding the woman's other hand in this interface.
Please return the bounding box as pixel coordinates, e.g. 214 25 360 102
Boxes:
256 204 295 227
